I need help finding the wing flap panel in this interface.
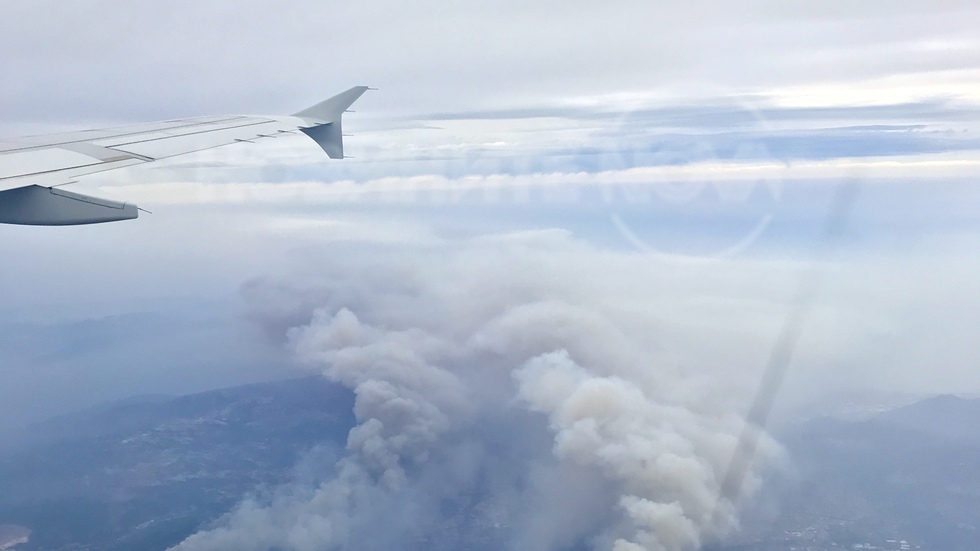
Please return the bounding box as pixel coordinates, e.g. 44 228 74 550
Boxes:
0 148 103 179
106 119 285 159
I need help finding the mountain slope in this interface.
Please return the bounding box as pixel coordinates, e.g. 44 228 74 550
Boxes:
0 377 355 551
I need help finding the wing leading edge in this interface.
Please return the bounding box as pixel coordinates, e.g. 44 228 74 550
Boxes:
0 86 370 226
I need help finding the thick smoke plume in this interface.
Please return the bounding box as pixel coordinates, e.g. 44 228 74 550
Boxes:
172 230 784 551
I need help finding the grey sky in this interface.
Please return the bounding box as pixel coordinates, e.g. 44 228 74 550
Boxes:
2 0 980 128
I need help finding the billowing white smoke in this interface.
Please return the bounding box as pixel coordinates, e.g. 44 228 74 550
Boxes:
171 230 784 551
515 351 748 551
291 307 466 489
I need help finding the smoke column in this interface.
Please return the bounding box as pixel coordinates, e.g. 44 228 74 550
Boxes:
171 230 783 551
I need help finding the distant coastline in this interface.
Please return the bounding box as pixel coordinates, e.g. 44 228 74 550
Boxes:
0 525 30 551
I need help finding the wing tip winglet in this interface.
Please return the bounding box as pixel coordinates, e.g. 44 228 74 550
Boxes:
292 86 371 123
295 86 373 159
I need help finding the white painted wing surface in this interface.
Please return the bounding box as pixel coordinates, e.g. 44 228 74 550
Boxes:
0 86 369 226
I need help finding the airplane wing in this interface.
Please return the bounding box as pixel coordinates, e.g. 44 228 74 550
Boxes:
0 86 370 226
